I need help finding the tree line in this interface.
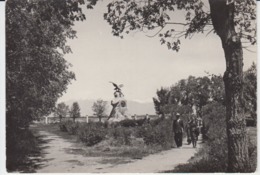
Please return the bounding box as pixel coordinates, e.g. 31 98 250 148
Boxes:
54 99 107 122
153 63 256 125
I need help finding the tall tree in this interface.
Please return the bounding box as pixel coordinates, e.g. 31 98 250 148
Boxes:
103 0 256 171
193 77 211 117
153 87 170 116
6 0 96 170
55 102 70 122
92 99 108 122
6 0 100 127
70 102 81 122
6 0 88 129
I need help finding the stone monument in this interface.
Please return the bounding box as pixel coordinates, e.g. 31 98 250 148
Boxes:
108 82 130 122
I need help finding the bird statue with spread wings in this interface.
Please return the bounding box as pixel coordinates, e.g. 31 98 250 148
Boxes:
109 81 124 97
107 81 130 121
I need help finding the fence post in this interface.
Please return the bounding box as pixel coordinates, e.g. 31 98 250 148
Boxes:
45 117 48 124
86 115 89 123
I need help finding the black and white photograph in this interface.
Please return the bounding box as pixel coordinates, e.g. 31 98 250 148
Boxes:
3 0 258 173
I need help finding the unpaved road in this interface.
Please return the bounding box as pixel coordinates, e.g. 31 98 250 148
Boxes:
31 129 201 173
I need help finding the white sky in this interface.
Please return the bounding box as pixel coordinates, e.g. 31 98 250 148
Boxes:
58 1 257 103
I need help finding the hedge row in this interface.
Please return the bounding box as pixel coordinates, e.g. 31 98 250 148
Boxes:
59 117 173 148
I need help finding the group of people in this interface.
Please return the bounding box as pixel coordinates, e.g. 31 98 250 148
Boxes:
173 113 203 148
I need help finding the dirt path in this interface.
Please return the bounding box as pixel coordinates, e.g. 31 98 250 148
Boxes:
32 129 201 173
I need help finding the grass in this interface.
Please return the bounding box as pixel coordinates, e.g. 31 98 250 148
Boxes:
6 127 53 173
164 126 257 173
247 127 257 171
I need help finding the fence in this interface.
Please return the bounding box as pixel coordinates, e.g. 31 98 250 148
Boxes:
36 114 161 124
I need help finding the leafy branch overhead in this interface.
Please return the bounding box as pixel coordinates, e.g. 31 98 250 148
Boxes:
104 0 256 52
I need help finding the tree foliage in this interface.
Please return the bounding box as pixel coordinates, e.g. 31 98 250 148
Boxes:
6 0 102 127
243 62 257 123
153 87 170 116
55 102 70 119
104 0 256 51
6 0 86 129
70 102 81 122
92 99 108 122
153 75 219 117
6 0 101 171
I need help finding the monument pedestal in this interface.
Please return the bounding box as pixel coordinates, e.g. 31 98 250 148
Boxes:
109 97 130 122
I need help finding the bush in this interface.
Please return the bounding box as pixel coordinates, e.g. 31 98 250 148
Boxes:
77 122 106 146
135 118 147 126
141 118 173 148
59 122 67 132
118 119 137 127
66 122 80 135
202 102 226 140
149 117 164 126
109 126 133 145
59 120 80 135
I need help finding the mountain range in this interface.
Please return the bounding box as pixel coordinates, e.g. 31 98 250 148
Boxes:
63 99 156 116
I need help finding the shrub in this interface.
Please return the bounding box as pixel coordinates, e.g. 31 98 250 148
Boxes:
141 118 173 148
59 122 67 132
59 120 80 135
149 117 164 126
109 126 133 145
118 119 137 127
66 122 80 135
77 122 106 146
135 118 147 126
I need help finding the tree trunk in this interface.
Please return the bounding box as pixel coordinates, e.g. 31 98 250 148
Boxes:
208 0 249 172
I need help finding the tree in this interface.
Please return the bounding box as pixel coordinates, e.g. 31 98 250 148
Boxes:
210 74 225 105
192 77 211 118
6 0 87 129
6 0 97 170
6 0 101 127
70 102 81 122
243 62 257 125
92 99 108 122
55 102 69 122
103 0 256 171
153 87 170 117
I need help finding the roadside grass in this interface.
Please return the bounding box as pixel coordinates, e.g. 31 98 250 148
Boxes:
6 127 52 173
247 127 257 171
165 126 257 173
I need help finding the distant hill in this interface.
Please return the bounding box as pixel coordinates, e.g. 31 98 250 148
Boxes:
63 99 156 116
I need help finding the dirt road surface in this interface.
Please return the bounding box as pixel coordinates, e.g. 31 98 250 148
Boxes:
31 129 201 173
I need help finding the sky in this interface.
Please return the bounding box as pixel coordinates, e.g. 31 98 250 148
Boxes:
58 1 257 103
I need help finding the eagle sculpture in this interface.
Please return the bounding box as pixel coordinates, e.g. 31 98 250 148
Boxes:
109 81 124 97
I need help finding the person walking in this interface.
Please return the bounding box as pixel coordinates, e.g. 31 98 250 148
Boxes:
186 116 192 145
173 113 184 148
190 116 199 148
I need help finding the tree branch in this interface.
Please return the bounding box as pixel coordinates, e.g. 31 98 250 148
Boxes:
165 22 190 26
146 26 165 38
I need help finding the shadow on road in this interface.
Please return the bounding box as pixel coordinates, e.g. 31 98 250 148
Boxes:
9 129 55 173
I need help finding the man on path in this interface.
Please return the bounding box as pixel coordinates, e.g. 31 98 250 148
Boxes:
173 113 184 148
